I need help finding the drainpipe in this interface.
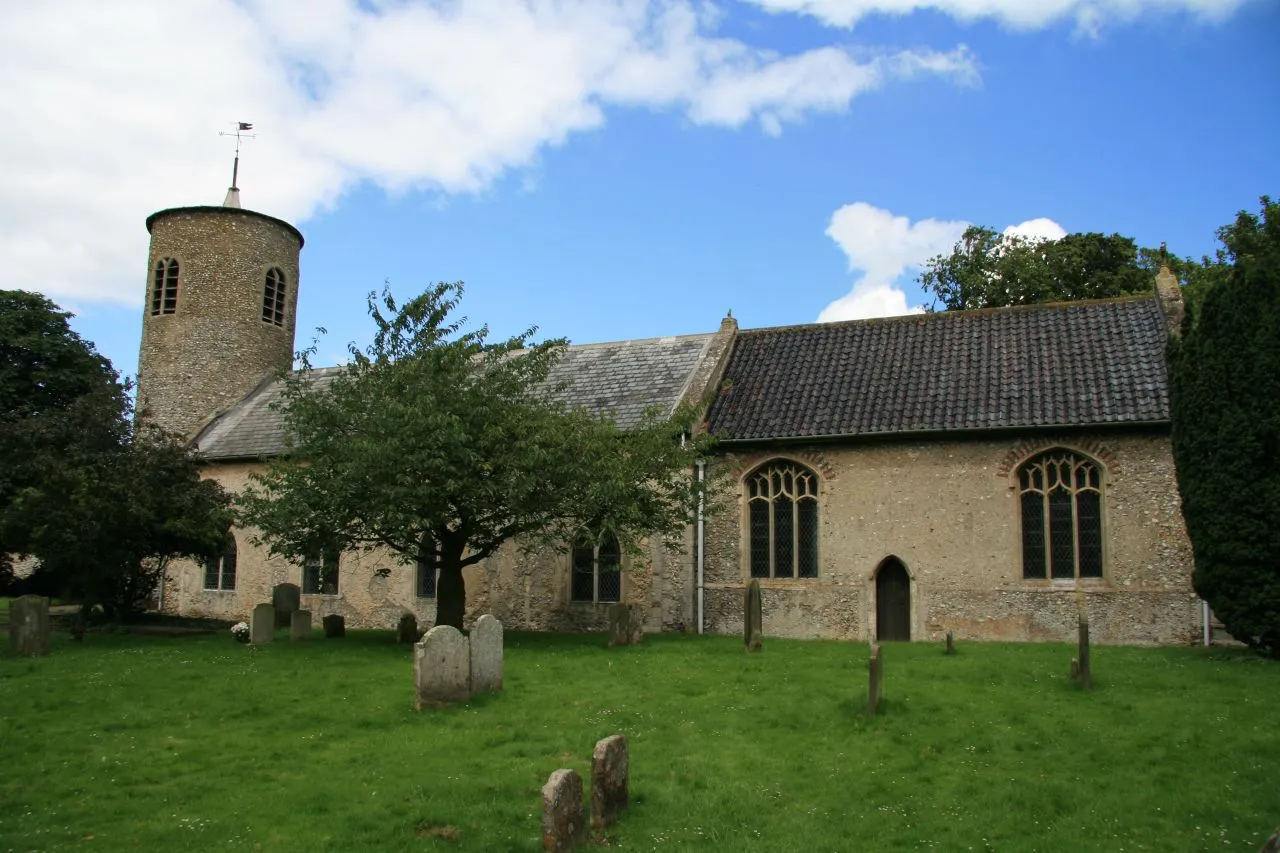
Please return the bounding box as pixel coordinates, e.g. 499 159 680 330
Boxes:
696 459 705 635
1202 599 1211 647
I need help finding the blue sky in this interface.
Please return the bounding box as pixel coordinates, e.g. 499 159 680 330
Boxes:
2 0 1276 378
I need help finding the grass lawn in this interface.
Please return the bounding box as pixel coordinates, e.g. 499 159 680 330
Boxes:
1 630 1277 852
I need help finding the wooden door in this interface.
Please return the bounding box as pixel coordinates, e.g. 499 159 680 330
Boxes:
876 558 911 641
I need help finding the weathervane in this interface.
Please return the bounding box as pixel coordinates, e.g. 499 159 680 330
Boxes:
218 121 255 206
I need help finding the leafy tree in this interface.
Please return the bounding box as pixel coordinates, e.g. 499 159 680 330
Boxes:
238 283 713 629
0 290 232 617
921 227 1159 310
1169 197 1280 656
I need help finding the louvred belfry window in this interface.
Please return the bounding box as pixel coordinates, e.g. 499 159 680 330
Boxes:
150 258 179 315
747 461 819 579
262 267 286 326
1018 450 1104 580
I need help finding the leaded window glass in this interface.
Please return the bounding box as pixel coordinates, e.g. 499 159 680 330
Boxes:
1018 450 1104 580
571 531 622 603
303 549 340 595
150 258 179 315
746 461 819 579
262 267 286 326
203 536 237 591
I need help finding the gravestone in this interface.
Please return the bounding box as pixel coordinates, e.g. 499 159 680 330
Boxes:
1259 826 1280 853
744 579 763 652
414 625 471 709
8 595 50 657
251 603 275 644
607 603 644 647
322 614 346 638
272 583 300 629
397 612 419 644
867 643 883 716
470 614 504 694
1077 616 1093 691
541 768 584 853
590 734 629 829
945 631 955 655
290 610 312 640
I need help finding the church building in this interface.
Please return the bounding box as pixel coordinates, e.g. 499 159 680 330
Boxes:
140 190 1201 646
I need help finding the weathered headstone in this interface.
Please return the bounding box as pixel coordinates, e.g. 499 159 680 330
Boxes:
590 734 629 829
945 631 954 655
1078 616 1092 691
1258 825 1280 853
607 603 644 647
1069 658 1081 680
8 595 50 656
251 603 275 644
414 624 471 710
744 579 762 652
322 614 346 639
272 583 301 629
541 768 584 853
290 609 312 640
867 643 883 716
470 614 504 694
397 612 419 644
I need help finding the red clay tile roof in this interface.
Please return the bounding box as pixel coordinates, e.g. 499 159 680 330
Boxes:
707 296 1170 441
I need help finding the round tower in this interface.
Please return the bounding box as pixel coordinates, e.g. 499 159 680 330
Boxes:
136 203 304 438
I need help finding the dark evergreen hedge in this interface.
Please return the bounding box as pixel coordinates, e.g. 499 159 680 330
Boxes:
1169 197 1280 656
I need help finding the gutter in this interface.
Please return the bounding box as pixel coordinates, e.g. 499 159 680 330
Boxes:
712 419 1173 448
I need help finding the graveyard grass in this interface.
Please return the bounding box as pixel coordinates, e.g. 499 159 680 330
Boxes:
2 632 1278 852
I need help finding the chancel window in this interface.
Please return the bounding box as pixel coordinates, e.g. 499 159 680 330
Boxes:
571 531 621 603
262 267 286 326
1018 450 1104 580
150 258 179 315
747 461 819 579
203 536 237 591
303 549 340 595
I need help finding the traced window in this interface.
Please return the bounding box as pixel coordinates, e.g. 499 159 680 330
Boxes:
262 267 286 326
203 536 237 591
416 538 438 598
747 461 819 579
303 549 340 595
1018 450 1104 580
150 258 179 316
571 530 621 603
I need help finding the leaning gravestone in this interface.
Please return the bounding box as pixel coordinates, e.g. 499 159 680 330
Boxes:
272 583 301 629
867 643 883 716
8 595 50 657
470 614 504 694
590 734 629 829
744 579 763 652
1077 615 1093 691
251 603 275 644
414 625 471 709
607 603 644 647
322 614 346 638
290 610 312 640
542 768 584 853
396 612 419 644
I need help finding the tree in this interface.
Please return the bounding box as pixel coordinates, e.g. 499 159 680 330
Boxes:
0 290 233 617
1169 197 1280 656
920 226 1160 311
237 283 713 629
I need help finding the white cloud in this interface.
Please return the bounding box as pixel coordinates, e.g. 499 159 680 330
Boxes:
743 0 1247 31
817 203 1066 322
0 0 978 307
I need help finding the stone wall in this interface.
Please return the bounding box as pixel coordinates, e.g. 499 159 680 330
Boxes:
137 206 303 439
701 430 1198 645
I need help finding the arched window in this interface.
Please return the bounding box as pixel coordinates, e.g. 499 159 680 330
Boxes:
746 461 819 579
571 530 621 603
150 258 179 315
1018 450 1104 579
262 267 286 326
203 536 237 591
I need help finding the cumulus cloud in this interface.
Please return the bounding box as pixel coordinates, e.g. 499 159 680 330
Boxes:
816 203 1067 322
0 0 978 306
744 0 1246 31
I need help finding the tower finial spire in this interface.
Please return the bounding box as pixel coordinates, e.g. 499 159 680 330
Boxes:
218 121 255 208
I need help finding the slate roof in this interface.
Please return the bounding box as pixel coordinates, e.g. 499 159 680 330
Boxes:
194 333 716 461
707 296 1170 442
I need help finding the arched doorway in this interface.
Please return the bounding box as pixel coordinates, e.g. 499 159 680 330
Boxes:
875 557 911 641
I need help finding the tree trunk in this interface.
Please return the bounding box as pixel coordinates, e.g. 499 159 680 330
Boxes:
436 564 466 630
